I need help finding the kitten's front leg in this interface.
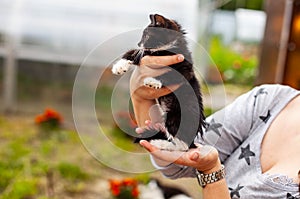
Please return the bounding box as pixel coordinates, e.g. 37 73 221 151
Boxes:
112 49 138 75
143 77 162 89
143 67 187 90
112 59 133 75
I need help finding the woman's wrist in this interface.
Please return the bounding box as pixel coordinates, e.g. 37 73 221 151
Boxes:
198 159 222 174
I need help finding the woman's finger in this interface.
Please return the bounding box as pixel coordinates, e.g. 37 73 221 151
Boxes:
132 83 181 99
135 127 144 134
139 140 158 152
137 65 171 78
140 140 186 163
140 140 218 167
140 54 184 69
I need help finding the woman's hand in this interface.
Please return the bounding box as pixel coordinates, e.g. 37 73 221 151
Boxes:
139 138 221 173
130 54 184 126
130 54 184 101
138 123 230 199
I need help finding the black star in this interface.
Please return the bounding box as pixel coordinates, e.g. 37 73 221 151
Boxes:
238 144 255 165
229 184 244 198
286 193 300 199
253 88 268 106
206 119 222 137
259 110 271 123
254 88 268 98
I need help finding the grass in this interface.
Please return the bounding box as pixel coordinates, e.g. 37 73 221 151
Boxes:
0 112 151 198
0 115 98 198
57 162 89 181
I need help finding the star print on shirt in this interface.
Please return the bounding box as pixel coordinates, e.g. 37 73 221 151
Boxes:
254 88 268 98
259 110 271 123
238 144 255 165
253 88 268 107
206 119 222 137
229 184 244 198
286 193 300 199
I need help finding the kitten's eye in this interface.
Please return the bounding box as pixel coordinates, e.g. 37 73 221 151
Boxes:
156 22 161 26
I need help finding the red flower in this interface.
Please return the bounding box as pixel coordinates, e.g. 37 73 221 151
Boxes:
110 180 121 196
35 108 63 123
44 108 63 122
122 178 136 186
131 187 139 197
35 108 63 131
109 178 139 198
35 115 46 124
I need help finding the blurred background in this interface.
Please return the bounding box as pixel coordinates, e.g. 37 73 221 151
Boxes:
0 0 299 198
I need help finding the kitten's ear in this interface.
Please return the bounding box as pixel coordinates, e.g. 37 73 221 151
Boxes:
149 14 180 31
149 14 166 26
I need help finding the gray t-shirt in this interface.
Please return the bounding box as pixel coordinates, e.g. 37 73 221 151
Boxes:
152 84 300 199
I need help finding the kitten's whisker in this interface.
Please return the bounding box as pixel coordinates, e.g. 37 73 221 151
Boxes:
147 39 178 52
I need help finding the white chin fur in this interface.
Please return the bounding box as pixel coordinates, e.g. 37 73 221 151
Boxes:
150 138 189 152
112 59 133 75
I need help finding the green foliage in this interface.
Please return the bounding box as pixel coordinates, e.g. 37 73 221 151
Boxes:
0 113 148 198
204 107 214 117
209 36 258 85
5 141 31 161
220 0 264 10
134 173 151 185
0 161 20 192
0 140 30 191
0 116 97 198
2 179 38 199
63 182 86 195
57 162 89 181
95 85 114 124
245 0 264 10
40 141 56 156
105 127 137 151
95 85 113 111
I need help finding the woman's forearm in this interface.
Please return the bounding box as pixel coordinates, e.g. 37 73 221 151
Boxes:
201 161 231 199
203 179 230 199
131 97 156 127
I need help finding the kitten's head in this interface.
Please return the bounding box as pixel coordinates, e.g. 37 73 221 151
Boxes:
138 14 184 49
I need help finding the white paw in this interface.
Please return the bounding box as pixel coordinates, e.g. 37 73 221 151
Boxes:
150 138 189 152
143 77 162 89
112 59 133 75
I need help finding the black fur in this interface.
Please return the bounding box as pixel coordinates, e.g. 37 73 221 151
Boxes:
152 179 191 199
121 14 205 148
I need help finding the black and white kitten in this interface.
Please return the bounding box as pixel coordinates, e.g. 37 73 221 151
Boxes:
112 14 205 151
